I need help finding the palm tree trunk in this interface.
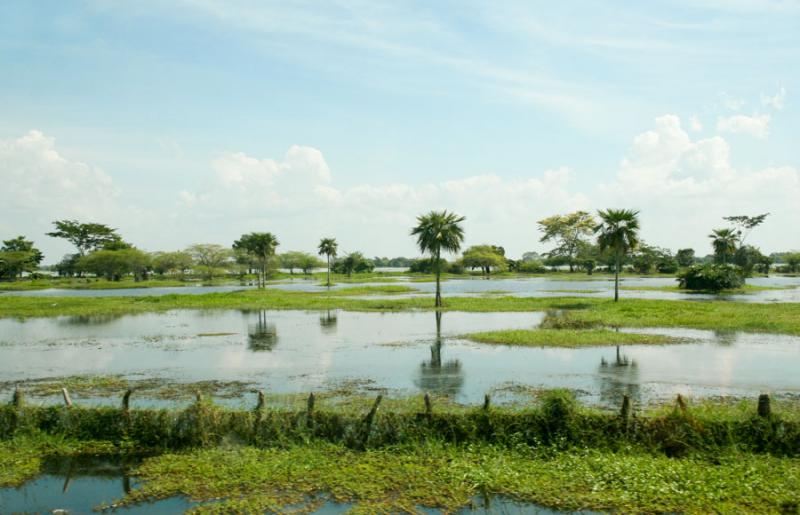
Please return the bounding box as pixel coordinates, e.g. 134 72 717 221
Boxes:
326 254 331 287
435 249 442 307
614 249 620 302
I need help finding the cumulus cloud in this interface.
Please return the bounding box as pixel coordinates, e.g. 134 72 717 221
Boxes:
689 115 703 132
716 114 770 139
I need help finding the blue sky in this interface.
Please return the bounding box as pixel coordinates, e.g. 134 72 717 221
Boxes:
1 1 799 261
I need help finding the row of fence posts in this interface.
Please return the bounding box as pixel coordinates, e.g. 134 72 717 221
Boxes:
9 386 776 423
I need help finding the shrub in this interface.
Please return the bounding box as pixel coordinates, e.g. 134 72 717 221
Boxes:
677 263 745 291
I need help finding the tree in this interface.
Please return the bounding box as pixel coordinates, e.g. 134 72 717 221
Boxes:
461 245 507 275
723 213 769 245
46 220 122 256
232 233 279 287
318 237 338 287
151 251 193 276
78 248 151 281
755 254 773 276
538 211 596 272
187 244 233 280
0 236 44 280
676 248 695 268
709 228 738 264
785 253 800 274
332 252 374 277
411 210 465 307
281 251 323 274
733 245 765 277
595 209 640 302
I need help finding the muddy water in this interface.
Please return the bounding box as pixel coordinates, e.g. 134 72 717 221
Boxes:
1 310 799 407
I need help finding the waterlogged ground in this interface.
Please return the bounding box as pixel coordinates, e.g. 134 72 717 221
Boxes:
2 309 799 407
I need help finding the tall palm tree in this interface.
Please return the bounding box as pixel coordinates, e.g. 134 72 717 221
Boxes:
232 232 279 288
411 210 466 307
595 209 640 302
709 228 738 264
317 237 338 287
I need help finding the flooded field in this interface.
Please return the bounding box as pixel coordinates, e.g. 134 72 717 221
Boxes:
2 309 798 407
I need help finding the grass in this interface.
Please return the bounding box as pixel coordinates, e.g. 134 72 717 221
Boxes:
116 443 800 514
0 277 238 291
465 328 680 347
620 283 796 294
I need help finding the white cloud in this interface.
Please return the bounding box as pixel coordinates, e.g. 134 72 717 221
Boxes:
761 85 787 110
718 92 746 111
689 115 703 132
716 114 770 139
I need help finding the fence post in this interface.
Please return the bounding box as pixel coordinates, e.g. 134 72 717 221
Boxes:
620 394 631 424
12 387 23 408
255 391 265 411
306 392 315 429
122 389 132 412
360 394 383 447
483 394 491 412
676 394 686 413
424 393 432 416
62 388 72 408
757 393 771 418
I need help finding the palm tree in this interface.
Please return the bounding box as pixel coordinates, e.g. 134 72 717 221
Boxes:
411 210 465 307
595 209 640 302
232 232 279 288
709 228 738 264
317 237 338 287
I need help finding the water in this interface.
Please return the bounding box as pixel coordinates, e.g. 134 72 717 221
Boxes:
0 284 254 297
0 455 194 514
1 310 799 407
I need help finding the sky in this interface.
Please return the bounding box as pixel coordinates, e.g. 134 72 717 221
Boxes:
1 0 799 262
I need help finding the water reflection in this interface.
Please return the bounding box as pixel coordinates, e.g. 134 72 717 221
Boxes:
414 311 464 396
247 311 278 351
58 314 124 327
319 310 338 333
598 346 641 406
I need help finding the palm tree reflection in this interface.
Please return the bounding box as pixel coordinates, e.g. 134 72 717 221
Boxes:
319 309 338 333
597 345 641 406
414 311 464 396
248 310 278 351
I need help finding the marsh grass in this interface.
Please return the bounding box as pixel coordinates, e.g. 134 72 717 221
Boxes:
465 328 680 347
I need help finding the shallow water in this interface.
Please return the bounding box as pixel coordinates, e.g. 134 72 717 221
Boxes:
0 284 254 297
1 309 799 407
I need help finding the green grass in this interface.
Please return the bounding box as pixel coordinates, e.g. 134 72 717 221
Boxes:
113 443 800 514
465 328 680 347
0 277 236 291
620 283 795 294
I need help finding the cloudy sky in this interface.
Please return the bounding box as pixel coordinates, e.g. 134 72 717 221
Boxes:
1 1 799 262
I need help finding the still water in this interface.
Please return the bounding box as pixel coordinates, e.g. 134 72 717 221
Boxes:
1 310 798 407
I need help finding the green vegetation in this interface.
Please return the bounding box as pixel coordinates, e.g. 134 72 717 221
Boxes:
466 328 679 347
595 208 641 302
411 209 466 307
620 283 792 294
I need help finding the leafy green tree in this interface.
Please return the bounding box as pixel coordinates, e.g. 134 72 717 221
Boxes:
78 248 151 281
411 210 465 307
755 254 773 276
538 211 596 272
332 252 374 277
299 254 324 274
595 209 640 302
188 244 234 280
676 248 695 267
0 236 44 280
709 228 738 264
46 220 122 256
151 251 194 276
318 237 338 287
785 253 800 274
723 213 769 244
232 233 279 287
733 245 766 277
461 245 507 275
281 251 323 274
631 244 675 274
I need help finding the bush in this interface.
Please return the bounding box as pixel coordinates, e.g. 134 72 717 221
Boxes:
677 264 745 292
517 260 547 273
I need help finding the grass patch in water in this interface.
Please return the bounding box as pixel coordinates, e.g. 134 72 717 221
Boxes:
620 283 796 294
119 443 800 514
466 328 679 348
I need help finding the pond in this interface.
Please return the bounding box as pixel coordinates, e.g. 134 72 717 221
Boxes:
0 284 255 297
1 310 798 407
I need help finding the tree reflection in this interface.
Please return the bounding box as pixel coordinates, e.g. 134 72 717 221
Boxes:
319 309 338 333
248 310 278 351
414 311 464 396
58 314 124 326
597 345 641 407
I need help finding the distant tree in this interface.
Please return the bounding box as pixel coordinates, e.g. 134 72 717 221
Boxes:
582 259 596 275
232 233 279 287
709 228 738 264
538 211 596 272
55 254 81 277
733 245 765 277
723 213 769 245
411 210 465 307
46 220 122 256
299 254 324 274
785 253 800 274
188 244 234 281
151 251 194 276
521 251 543 262
675 248 696 267
317 237 338 287
461 245 507 275
755 254 773 276
595 209 640 302
333 252 374 277
0 236 44 280
631 244 676 274
281 251 323 274
78 248 151 281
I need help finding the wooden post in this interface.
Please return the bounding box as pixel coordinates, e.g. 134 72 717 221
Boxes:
757 393 771 418
306 392 315 429
122 389 132 411
361 394 383 446
620 395 631 424
676 394 686 413
195 391 203 404
12 387 23 408
255 390 265 411
424 393 432 416
61 388 72 408
483 394 491 412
